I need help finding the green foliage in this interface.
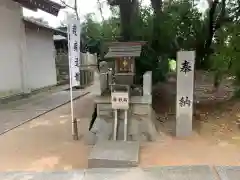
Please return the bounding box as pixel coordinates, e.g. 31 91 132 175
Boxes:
80 13 121 57
79 0 239 87
135 45 157 83
210 27 230 72
228 24 240 85
135 44 169 84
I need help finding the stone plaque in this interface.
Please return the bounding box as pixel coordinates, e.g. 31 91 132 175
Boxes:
116 57 134 73
111 92 129 110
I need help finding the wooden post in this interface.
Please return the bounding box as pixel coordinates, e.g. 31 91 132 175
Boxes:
72 118 79 140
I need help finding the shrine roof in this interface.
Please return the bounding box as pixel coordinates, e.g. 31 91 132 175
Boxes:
12 0 64 16
104 41 146 58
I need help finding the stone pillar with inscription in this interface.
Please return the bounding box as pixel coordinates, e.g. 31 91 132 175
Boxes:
176 51 195 137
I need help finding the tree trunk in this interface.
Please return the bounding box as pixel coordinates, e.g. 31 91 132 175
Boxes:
150 0 162 14
150 0 163 52
196 0 226 69
119 0 140 41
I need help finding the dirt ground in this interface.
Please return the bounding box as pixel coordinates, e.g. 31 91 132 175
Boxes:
0 95 94 171
145 71 240 166
0 71 240 171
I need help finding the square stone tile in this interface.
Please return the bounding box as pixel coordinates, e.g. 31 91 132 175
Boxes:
88 141 139 168
0 171 85 180
216 166 240 180
84 168 131 180
33 171 85 180
84 167 169 180
0 172 36 180
84 166 218 180
142 165 217 180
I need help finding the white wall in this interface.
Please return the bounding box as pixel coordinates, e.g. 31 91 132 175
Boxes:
0 0 23 97
25 27 57 90
0 0 58 98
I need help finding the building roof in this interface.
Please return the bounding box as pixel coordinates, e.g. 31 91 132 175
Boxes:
12 0 64 16
104 42 146 58
53 35 67 41
108 0 130 6
23 17 67 37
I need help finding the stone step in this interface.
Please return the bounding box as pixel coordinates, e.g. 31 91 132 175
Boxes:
88 141 139 168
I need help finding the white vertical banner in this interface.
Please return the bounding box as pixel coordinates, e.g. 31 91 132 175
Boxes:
176 51 195 137
68 19 81 87
67 18 81 139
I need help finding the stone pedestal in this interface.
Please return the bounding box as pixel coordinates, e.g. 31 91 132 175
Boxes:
85 101 158 145
88 141 139 168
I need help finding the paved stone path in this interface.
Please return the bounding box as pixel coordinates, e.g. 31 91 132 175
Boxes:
0 90 89 135
0 166 239 179
216 166 240 180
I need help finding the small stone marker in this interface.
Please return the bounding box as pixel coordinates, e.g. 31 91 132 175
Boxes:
176 51 195 137
143 71 152 95
143 165 217 180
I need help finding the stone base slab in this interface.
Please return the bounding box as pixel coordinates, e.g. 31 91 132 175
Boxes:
88 141 139 168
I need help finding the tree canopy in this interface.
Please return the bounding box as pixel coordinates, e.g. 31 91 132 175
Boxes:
60 0 240 85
